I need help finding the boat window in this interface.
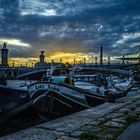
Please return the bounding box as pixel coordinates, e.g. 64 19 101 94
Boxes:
61 70 67 75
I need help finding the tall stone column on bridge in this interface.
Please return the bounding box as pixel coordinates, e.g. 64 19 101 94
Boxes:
40 51 45 64
34 51 48 68
1 42 9 67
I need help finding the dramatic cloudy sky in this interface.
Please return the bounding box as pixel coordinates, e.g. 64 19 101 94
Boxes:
0 0 140 64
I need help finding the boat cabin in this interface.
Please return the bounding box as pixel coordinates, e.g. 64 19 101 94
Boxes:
47 76 75 86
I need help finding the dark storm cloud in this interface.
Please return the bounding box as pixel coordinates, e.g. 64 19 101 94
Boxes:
0 0 140 58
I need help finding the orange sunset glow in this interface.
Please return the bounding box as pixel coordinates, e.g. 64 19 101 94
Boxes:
7 52 94 67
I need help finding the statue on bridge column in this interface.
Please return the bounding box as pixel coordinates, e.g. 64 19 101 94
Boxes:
3 42 7 48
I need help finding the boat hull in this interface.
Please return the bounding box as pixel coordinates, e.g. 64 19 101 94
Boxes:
28 81 105 108
32 90 89 117
17 70 46 80
0 85 29 114
85 95 105 106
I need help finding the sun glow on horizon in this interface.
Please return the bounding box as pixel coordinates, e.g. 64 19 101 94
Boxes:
0 39 31 47
6 52 91 67
5 51 139 67
47 52 90 64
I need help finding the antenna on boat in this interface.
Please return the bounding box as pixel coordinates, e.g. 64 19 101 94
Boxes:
50 60 54 78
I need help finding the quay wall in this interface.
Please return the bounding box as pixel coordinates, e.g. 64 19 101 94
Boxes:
0 94 140 140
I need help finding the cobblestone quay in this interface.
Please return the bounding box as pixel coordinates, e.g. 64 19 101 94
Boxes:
0 94 140 140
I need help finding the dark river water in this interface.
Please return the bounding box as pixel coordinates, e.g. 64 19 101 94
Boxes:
0 112 46 137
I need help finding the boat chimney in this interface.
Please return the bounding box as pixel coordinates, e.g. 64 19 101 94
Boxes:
122 55 125 64
95 56 98 65
108 56 111 65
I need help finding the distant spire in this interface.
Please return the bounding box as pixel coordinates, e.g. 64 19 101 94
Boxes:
100 44 103 65
12 61 14 67
74 58 76 65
